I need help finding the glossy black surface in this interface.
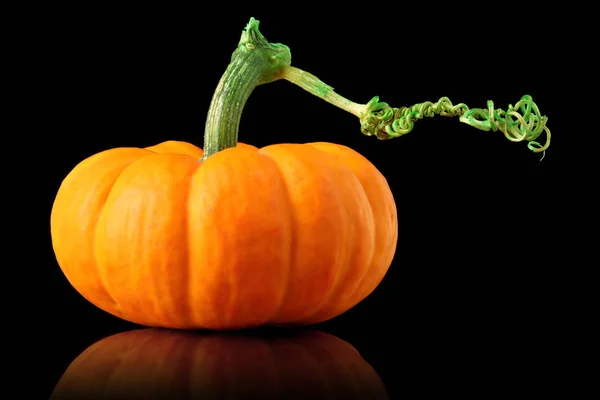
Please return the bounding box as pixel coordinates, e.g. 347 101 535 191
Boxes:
49 328 390 399
35 4 565 398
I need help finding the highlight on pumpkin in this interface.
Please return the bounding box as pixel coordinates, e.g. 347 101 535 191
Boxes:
50 328 390 399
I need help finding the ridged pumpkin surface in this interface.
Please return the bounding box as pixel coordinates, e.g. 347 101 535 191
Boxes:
51 140 397 329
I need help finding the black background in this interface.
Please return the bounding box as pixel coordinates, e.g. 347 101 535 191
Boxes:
31 3 574 398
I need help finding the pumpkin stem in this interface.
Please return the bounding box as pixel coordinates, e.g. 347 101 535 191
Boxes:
280 66 365 117
204 18 550 160
201 18 291 161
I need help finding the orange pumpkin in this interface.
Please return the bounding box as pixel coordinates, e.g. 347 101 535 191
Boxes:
50 328 389 399
51 140 397 329
51 18 398 329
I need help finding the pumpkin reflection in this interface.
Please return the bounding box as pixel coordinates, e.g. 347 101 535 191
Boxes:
51 328 389 399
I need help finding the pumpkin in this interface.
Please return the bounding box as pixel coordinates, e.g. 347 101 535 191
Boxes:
50 18 398 329
51 141 397 329
50 328 389 399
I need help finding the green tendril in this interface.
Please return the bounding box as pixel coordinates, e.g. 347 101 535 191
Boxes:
360 96 469 139
360 94 551 158
279 54 550 159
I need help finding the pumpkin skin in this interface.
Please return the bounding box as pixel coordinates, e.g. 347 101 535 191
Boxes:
50 328 389 399
51 140 397 329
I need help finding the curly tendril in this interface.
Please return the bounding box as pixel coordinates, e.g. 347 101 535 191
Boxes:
459 95 550 154
360 94 551 158
360 96 469 139
279 66 551 159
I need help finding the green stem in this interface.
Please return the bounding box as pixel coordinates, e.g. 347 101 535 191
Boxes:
281 67 364 117
201 18 291 161
203 18 550 160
